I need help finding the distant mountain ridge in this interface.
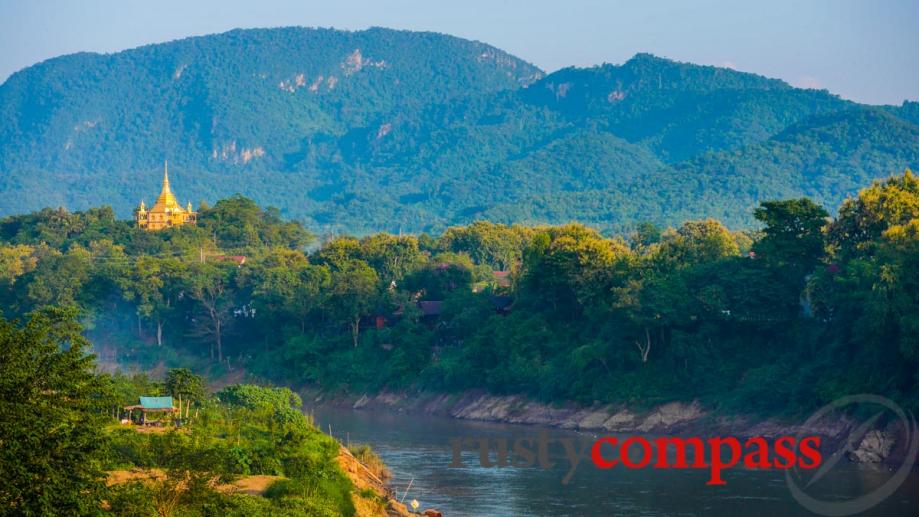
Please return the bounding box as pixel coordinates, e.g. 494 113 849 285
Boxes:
0 26 916 233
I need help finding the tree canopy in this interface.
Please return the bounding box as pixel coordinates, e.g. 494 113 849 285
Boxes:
2 173 917 415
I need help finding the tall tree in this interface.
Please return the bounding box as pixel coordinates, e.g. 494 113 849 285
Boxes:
753 198 829 276
438 221 531 270
654 220 739 269
826 170 919 259
183 262 237 362
327 260 379 347
0 307 110 514
197 195 313 250
120 256 184 346
250 252 331 332
358 233 427 283
165 368 206 418
0 245 36 285
24 245 93 311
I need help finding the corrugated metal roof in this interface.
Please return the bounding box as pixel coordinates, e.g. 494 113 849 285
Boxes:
139 396 174 409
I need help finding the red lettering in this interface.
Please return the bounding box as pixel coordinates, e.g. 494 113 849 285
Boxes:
589 433 820 485
742 437 772 469
591 437 619 469
797 436 822 469
773 436 797 469
706 437 742 485
621 437 652 468
653 437 707 468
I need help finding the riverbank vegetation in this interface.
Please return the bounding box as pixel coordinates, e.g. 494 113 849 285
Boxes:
106 380 357 516
1 172 917 416
0 310 374 515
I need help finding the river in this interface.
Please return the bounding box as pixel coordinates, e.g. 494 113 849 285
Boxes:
309 406 919 516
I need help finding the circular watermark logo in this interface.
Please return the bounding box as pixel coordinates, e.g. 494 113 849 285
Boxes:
786 394 919 516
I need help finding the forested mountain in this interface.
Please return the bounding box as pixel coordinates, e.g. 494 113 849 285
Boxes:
480 108 919 228
1 27 917 233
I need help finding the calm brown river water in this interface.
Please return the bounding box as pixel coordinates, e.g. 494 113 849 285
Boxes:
309 407 918 516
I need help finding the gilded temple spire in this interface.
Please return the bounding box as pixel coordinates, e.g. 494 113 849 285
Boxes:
135 162 197 231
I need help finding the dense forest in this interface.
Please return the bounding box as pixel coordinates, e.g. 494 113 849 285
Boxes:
2 171 917 415
1 27 918 233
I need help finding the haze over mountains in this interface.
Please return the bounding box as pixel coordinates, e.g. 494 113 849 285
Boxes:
1 26 917 233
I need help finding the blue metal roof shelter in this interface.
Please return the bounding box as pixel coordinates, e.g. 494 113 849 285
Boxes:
138 396 175 410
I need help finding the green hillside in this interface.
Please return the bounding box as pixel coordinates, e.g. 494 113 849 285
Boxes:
479 108 919 230
1 27 917 233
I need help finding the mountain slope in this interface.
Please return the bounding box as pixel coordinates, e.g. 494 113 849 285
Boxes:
0 27 541 173
0 28 917 234
481 108 919 230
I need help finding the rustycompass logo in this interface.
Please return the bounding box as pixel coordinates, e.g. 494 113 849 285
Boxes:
447 393 918 507
449 431 826 486
787 394 919 516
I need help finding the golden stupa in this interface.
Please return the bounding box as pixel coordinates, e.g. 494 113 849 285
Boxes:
135 162 197 231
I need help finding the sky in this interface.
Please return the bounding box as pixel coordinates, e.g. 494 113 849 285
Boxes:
0 0 916 105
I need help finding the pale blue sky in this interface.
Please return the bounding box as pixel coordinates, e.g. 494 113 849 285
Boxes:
0 0 916 105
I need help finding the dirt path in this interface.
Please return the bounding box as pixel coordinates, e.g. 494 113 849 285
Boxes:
106 469 283 496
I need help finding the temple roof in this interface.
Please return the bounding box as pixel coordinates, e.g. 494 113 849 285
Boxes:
150 161 187 213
